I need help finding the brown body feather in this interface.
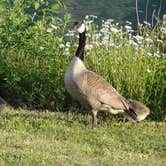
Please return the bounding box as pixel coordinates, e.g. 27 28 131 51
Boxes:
75 70 129 111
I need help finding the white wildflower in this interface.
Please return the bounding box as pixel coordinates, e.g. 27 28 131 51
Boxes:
146 34 149 37
109 43 115 47
95 33 102 38
104 22 110 26
125 25 132 30
66 42 70 47
63 51 70 57
68 30 75 34
129 40 139 48
65 31 74 37
134 35 144 41
134 35 144 44
147 68 151 73
46 28 53 33
85 15 89 19
147 52 152 56
106 19 114 23
59 44 65 48
86 33 91 38
157 39 163 43
102 24 110 28
50 24 58 30
160 27 166 34
76 35 79 39
85 44 93 50
110 27 119 34
143 21 151 27
154 52 160 57
145 38 153 43
93 41 100 46
102 36 109 41
101 40 109 46
100 28 109 34
39 46 44 50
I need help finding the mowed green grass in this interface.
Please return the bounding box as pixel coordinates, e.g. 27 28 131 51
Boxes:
0 108 165 166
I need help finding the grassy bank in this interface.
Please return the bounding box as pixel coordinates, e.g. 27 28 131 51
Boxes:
0 108 166 165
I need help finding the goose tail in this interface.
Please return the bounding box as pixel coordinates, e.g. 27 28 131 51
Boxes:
125 100 150 122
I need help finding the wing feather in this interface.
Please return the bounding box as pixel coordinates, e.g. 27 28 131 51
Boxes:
75 70 129 110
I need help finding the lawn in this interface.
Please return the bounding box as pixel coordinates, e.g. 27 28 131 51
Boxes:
0 108 165 166
0 1 165 165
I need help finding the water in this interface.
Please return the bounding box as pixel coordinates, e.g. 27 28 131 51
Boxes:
63 0 166 26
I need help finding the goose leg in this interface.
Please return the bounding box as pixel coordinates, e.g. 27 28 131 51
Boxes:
92 110 98 129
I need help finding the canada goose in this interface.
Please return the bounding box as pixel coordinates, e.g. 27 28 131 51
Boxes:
64 21 150 128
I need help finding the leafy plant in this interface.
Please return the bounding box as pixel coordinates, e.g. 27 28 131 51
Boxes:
0 0 71 110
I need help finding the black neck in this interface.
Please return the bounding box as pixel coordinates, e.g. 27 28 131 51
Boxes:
75 31 86 61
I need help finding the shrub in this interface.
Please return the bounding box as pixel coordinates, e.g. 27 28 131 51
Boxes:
0 0 71 110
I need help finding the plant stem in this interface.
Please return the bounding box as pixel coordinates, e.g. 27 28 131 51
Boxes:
145 0 149 22
153 0 163 29
135 0 140 25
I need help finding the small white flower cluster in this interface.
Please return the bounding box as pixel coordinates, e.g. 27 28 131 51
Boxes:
134 35 144 44
65 30 75 37
62 15 164 58
160 27 166 34
147 51 160 57
143 21 151 28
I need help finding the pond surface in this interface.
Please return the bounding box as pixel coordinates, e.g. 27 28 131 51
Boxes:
63 0 166 26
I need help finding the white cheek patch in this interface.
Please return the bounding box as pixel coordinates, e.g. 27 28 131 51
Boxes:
77 24 86 33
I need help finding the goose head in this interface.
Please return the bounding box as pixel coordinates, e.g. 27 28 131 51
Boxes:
72 21 86 34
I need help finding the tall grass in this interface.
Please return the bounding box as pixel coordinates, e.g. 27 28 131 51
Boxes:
0 1 165 120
